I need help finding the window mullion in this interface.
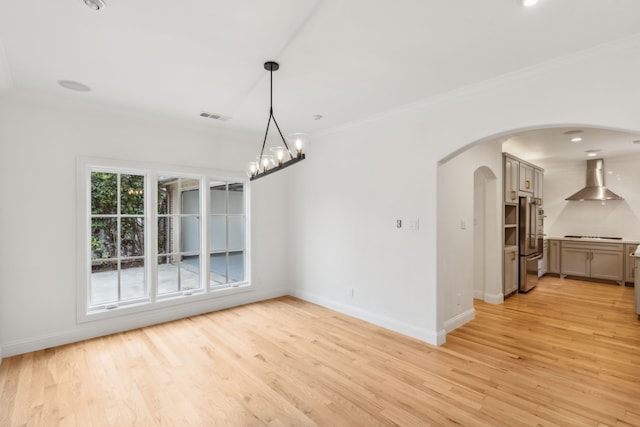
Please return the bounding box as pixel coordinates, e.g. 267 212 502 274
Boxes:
202 177 210 292
117 173 122 303
226 183 230 284
148 172 158 303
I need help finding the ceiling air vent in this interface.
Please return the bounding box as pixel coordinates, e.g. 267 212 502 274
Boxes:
199 111 231 121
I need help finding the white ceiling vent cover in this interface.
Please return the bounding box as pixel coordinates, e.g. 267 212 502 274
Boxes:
199 112 231 121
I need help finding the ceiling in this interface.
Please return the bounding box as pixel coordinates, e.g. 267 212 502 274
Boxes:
1 0 640 156
501 127 640 165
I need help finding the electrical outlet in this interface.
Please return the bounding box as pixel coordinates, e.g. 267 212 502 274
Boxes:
396 219 402 228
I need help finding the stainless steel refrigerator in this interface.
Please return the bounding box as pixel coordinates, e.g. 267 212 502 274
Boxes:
519 196 543 292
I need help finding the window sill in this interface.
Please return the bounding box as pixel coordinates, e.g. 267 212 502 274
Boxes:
78 282 252 323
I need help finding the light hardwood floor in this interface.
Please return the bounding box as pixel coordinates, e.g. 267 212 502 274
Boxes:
1 276 639 426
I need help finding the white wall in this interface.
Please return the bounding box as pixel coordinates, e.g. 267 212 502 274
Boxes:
438 140 503 326
540 155 640 240
288 35 640 344
0 90 291 357
0 40 12 95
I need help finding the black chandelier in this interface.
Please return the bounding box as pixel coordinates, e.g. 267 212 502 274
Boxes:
248 61 306 181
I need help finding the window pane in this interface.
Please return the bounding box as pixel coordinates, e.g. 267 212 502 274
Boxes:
180 216 200 252
121 258 146 300
228 183 244 214
157 216 172 255
210 253 227 285
209 216 226 251
91 259 118 305
158 177 177 214
121 217 144 257
229 251 245 283
121 174 144 214
181 187 200 215
91 172 117 215
228 216 244 251
210 181 227 214
158 255 180 295
91 218 117 260
181 255 201 290
158 188 169 214
157 255 201 295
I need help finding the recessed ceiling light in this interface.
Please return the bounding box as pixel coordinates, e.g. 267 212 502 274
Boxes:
312 114 323 120
199 111 231 121
585 149 601 157
521 0 539 6
83 0 106 10
571 137 583 143
57 80 91 92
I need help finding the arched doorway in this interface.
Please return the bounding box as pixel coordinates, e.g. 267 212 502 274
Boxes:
473 166 499 303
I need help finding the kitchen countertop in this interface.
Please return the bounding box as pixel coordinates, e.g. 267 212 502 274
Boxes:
545 236 640 245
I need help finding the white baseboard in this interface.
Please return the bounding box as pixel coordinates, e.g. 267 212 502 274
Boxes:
290 289 442 346
1 287 289 358
443 307 475 333
474 289 504 304
483 292 504 304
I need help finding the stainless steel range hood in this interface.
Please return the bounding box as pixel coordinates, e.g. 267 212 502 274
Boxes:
565 158 623 201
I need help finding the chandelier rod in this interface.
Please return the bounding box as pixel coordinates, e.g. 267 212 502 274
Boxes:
257 63 294 168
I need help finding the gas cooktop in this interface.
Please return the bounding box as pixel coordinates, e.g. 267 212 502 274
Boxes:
564 235 623 240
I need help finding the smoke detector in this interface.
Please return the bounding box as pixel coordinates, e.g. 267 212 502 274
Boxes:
83 0 106 10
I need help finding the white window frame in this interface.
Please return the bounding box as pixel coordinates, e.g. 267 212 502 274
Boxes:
77 157 252 323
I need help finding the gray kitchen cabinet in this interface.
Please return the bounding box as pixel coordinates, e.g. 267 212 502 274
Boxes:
504 247 518 296
547 239 560 274
561 241 624 284
534 168 543 200
504 156 519 203
519 163 534 193
624 243 637 283
635 254 640 319
561 245 590 277
542 240 549 275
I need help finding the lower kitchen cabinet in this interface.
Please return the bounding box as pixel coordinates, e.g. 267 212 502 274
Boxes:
546 239 561 274
561 246 590 277
561 241 624 284
504 247 518 296
591 248 624 282
625 243 637 283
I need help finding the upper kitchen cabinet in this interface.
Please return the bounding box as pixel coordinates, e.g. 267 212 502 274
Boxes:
503 153 544 202
534 168 543 201
519 163 534 193
504 156 519 204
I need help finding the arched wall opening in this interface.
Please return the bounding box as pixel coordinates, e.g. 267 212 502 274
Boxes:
436 122 640 339
473 166 498 302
